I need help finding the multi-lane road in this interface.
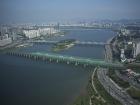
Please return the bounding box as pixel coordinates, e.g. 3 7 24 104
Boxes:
102 36 140 105
97 68 139 105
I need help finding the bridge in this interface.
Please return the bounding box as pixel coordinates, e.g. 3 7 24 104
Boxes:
6 52 124 69
29 40 110 46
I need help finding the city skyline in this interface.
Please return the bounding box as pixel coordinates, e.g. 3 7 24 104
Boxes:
0 1 140 104
0 0 140 24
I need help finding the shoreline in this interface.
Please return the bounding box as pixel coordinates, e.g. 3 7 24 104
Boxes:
72 36 116 105
0 28 117 105
104 36 114 62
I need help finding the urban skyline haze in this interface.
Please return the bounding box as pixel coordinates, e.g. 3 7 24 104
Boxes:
0 0 140 24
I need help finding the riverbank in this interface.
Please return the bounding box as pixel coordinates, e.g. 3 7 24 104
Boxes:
103 35 140 105
71 36 116 105
0 28 116 105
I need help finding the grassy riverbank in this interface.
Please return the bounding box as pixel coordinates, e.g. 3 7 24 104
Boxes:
72 69 122 105
71 78 90 105
93 70 122 105
72 93 90 105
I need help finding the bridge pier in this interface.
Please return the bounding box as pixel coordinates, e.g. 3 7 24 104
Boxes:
5 51 123 69
42 57 46 61
49 58 52 62
24 54 28 58
33 56 37 60
84 64 87 68
67 61 70 64
75 62 78 66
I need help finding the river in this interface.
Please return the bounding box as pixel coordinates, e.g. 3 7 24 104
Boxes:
0 28 116 105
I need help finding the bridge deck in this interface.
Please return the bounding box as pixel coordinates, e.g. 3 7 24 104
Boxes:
33 52 122 67
29 40 110 46
7 52 124 68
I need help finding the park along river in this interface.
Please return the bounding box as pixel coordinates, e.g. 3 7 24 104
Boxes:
0 28 116 105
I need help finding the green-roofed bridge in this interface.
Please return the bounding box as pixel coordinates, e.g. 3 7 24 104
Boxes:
6 52 124 69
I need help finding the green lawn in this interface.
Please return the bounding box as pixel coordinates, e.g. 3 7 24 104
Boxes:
72 69 123 105
72 95 90 105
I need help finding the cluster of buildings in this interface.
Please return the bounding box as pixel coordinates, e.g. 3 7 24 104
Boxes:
0 25 60 47
120 26 140 36
119 26 140 62
0 27 12 47
59 20 123 30
23 27 60 39
133 40 140 58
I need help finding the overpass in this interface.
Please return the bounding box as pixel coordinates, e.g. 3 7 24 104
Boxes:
6 52 124 69
29 40 110 46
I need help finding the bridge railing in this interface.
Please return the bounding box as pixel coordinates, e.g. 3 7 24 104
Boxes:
6 51 124 69
29 40 110 46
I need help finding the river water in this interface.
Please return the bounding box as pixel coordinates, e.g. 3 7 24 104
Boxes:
0 28 115 105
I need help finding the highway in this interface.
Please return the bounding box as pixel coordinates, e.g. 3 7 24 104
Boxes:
104 37 113 62
100 37 140 105
97 68 139 105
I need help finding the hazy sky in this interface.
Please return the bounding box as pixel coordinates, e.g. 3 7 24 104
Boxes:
0 0 140 23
